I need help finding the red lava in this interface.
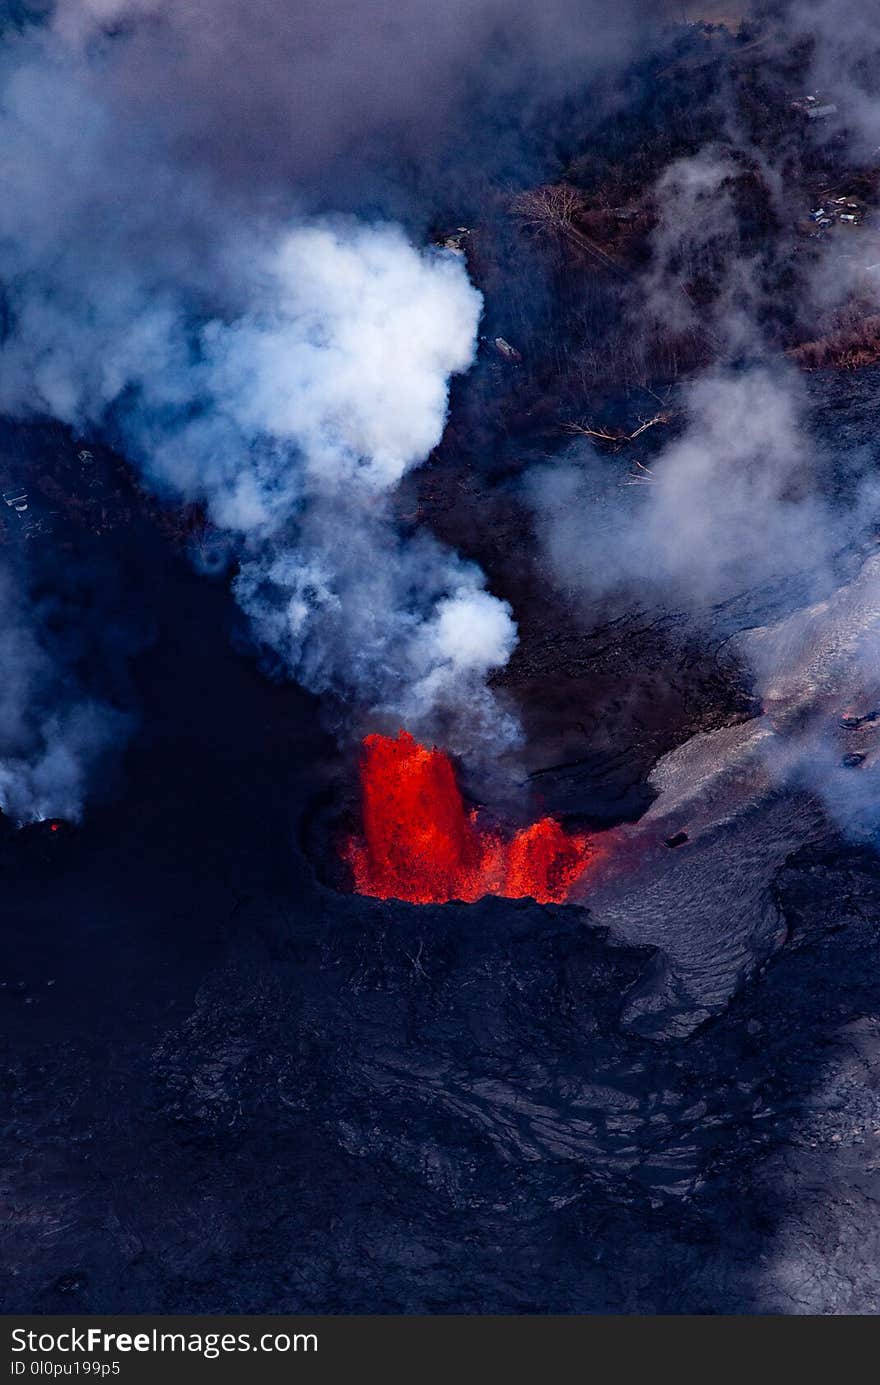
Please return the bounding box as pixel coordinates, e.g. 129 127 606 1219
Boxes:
345 729 598 905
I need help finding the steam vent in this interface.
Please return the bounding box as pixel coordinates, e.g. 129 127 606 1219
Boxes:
4 0 880 1333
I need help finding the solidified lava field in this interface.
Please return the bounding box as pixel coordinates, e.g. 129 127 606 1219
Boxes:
4 2 880 1318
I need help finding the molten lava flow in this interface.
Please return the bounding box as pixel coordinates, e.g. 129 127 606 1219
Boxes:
345 729 596 905
500 816 593 902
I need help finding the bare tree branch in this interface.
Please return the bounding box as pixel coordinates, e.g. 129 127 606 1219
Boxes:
510 183 585 235
562 411 672 450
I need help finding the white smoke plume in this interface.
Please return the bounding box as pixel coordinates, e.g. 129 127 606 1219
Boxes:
0 9 526 820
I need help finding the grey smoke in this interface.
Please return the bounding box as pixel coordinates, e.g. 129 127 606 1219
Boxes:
526 4 880 841
235 504 520 759
0 136 518 756
739 549 880 838
0 0 680 821
46 0 669 205
0 557 128 821
4 0 874 826
781 0 880 160
527 364 869 612
639 145 793 352
2 2 571 815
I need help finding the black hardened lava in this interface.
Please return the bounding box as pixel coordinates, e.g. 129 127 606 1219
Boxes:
3 449 880 1313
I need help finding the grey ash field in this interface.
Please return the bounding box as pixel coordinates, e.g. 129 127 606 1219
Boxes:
4 1 880 1315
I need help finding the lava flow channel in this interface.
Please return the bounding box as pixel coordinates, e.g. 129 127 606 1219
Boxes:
345 729 597 904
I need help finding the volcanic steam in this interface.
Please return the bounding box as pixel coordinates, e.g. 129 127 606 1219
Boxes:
345 730 597 904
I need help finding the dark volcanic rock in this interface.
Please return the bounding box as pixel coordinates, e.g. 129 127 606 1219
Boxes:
2 400 880 1313
5 767 880 1312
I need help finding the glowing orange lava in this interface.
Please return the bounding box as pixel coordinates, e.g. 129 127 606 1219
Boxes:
345 729 596 904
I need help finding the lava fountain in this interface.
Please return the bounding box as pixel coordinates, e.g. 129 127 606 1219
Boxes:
345 729 597 904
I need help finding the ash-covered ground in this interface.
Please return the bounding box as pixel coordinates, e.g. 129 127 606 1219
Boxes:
4 2 880 1316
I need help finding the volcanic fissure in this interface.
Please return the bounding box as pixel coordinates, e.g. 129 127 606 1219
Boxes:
344 729 598 904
